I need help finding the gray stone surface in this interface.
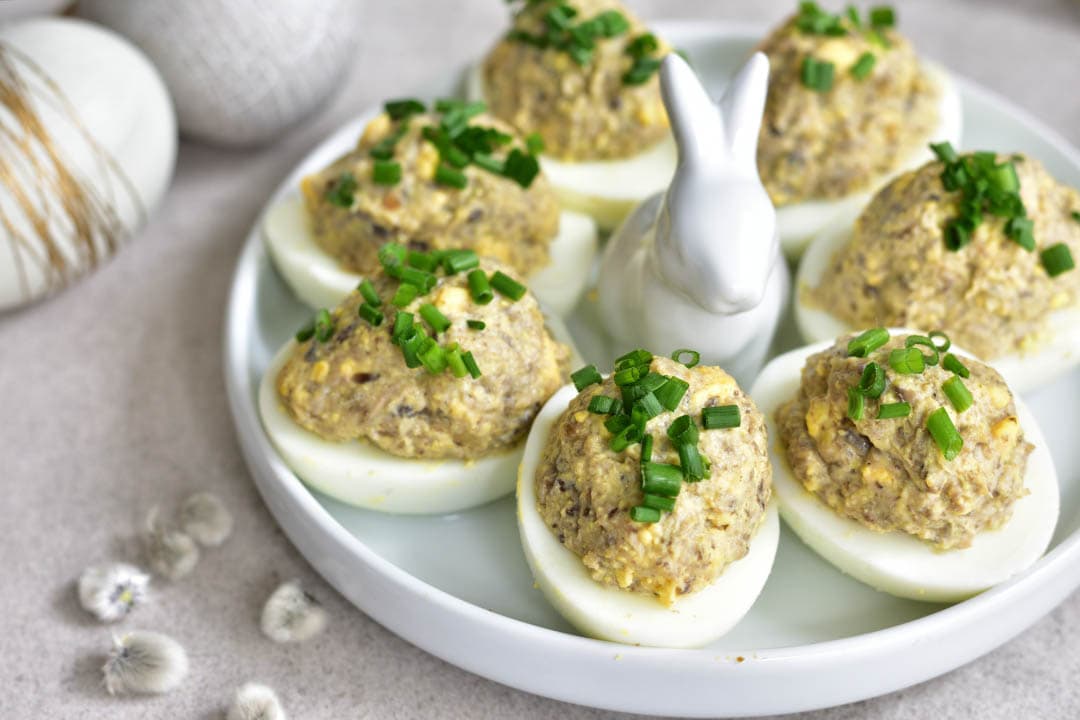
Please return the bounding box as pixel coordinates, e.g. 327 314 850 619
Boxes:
3 0 1078 717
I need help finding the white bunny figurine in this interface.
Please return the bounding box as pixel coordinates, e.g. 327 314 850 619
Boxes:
597 52 789 387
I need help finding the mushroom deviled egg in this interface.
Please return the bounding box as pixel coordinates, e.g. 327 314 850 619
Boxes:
259 246 576 514
518 349 779 647
797 147 1080 392
751 329 1059 602
757 2 961 257
468 0 676 230
264 98 598 316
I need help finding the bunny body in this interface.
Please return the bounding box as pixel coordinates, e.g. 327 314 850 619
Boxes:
598 53 789 386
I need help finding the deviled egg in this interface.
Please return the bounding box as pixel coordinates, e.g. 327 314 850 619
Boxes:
259 245 576 514
797 148 1080 392
467 0 676 230
518 349 779 647
756 3 961 257
752 329 1059 602
264 99 598 316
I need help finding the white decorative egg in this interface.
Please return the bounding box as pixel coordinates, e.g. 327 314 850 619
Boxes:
79 0 362 147
0 17 176 311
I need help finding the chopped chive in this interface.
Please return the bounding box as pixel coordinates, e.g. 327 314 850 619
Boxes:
1071 210 1080 223
391 311 414 344
876 402 911 419
467 269 494 304
850 52 876 80
654 377 690 411
384 98 425 121
801 56 835 92
434 164 467 189
1006 216 1035 251
588 395 618 414
466 319 485 331
399 328 425 368
636 393 664 420
294 320 316 343
626 32 660 58
847 327 889 357
490 271 527 301
462 350 482 378
372 160 402 186
406 250 438 272
613 365 645 386
642 493 674 512
905 335 940 366
927 407 963 461
314 308 334 342
325 171 358 208
640 434 653 463
929 331 951 353
671 349 700 368
702 405 741 429
358 302 383 327
502 148 541 188
943 376 974 413
677 443 707 482
525 132 545 155
641 462 682 497
392 283 419 308
623 56 662 85
1041 243 1075 277
419 303 451 333
857 361 886 398
616 349 653 370
443 249 479 274
869 5 895 28
610 424 642 453
605 414 631 435
942 353 971 378
930 142 959 164
358 279 381 307
378 242 407 269
667 415 699 446
445 348 468 378
571 364 603 391
630 505 661 523
847 386 865 421
889 347 925 374
846 5 861 25
418 339 447 374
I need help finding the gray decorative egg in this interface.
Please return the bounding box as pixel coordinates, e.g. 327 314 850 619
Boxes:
0 17 176 311
79 0 362 147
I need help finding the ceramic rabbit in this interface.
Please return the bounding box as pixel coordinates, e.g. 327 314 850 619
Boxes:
597 52 789 387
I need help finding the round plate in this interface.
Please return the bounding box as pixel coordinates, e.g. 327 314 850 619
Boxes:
223 21 1080 717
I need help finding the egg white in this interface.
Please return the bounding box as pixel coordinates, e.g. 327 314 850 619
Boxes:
794 220 1080 394
750 338 1060 603
259 318 583 515
777 63 962 259
466 64 677 232
262 195 598 316
516 384 780 648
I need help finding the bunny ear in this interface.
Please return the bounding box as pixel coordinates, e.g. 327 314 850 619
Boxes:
718 52 770 169
660 53 726 166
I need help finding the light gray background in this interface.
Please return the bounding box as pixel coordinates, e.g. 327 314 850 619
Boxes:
3 1 1079 718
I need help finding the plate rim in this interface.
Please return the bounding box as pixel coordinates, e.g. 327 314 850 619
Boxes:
223 19 1080 717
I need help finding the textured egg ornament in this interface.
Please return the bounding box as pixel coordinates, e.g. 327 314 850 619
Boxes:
0 17 176 311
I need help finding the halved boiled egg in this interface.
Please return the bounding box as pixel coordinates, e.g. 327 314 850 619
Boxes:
259 261 581 515
751 334 1059 602
517 352 778 648
795 152 1080 394
263 195 597 316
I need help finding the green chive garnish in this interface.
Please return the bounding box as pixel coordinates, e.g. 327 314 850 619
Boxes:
1071 210 1080 223
462 351 482 378
467 269 493 304
1041 243 1075 277
857 362 886 398
942 353 971 378
667 415 699 446
869 5 895 28
419 303 451 333
640 434 653 463
571 364 603 391
1006 217 1035 251
358 302 383 327
373 160 402 186
905 335 940 366
641 462 682 497
847 387 865 421
616 349 653 369
294 320 316 343
391 283 418 308
801 56 835 92
671 349 700 368
613 365 645 386
630 505 661 523
876 402 911 419
850 52 876 80
358 279 380 307
435 164 467 189
391 311 413 344
525 132 545 155
407 251 438 272
490 271 527 301
314 308 334 343
443 249 479 275
467 319 485 331
642 493 674 512
847 327 889 357
927 407 963 460
702 405 740 429
502 148 540 188
399 328 424 368
677 443 707 482
384 98 425 121
943 376 973 413
930 142 959 164
654 377 689 411
611 424 642 453
378 242 406 269
889 347 925 374
445 348 468 378
588 395 617 414
929 331 951 353
418 338 447 374
325 171 357 208
605 414 631 435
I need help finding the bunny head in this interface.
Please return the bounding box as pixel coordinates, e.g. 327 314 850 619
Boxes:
652 52 778 315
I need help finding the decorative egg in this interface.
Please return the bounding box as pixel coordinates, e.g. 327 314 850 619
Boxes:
78 0 362 147
0 17 176 312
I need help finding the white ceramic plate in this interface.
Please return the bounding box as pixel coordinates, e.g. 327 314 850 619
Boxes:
223 21 1080 717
